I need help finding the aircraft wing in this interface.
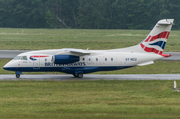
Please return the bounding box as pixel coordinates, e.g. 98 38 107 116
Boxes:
69 49 91 55
57 48 91 56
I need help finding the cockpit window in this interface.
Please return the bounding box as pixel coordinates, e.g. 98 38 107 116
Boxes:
14 56 27 60
14 56 21 60
21 56 27 60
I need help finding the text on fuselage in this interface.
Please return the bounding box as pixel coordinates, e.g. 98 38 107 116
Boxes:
125 58 137 61
45 62 86 67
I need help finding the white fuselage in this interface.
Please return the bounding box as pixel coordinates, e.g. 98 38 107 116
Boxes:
4 48 163 75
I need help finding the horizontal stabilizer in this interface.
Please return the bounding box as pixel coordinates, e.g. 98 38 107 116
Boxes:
158 19 174 25
137 61 154 66
160 54 172 57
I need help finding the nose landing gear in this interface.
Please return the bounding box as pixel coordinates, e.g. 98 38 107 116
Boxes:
16 74 20 78
15 71 22 78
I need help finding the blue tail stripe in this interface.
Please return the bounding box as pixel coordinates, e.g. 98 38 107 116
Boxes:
149 41 166 49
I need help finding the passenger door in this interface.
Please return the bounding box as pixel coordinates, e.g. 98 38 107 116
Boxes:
33 55 40 69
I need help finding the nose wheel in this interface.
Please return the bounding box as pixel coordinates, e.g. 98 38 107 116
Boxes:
16 74 20 78
15 71 22 78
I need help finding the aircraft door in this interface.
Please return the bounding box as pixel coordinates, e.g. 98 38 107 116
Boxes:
33 55 40 69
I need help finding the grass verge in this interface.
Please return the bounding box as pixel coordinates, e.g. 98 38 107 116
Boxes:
0 28 180 52
0 80 180 119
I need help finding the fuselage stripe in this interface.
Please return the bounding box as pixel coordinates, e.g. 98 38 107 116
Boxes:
31 55 49 58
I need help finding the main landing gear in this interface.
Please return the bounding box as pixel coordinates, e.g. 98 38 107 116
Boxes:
15 71 22 78
73 71 83 78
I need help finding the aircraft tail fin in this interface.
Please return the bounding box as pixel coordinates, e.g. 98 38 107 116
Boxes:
139 19 174 54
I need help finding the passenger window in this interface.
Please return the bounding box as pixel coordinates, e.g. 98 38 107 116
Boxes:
89 58 91 61
111 58 113 61
96 58 98 61
105 58 107 61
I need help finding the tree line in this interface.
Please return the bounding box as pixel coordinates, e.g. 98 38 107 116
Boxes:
0 0 180 29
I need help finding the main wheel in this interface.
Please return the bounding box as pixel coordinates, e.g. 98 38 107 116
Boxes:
16 74 20 78
77 73 83 78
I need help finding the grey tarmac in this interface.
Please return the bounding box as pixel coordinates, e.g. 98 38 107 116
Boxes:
0 74 180 80
0 50 30 58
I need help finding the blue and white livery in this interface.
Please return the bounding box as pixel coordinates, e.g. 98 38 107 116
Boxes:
3 19 174 78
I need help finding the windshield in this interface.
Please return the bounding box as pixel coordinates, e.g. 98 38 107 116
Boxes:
14 56 27 60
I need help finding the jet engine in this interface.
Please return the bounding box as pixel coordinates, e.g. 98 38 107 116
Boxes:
53 55 79 64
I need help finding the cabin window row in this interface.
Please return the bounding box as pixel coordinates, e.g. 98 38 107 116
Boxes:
96 58 113 61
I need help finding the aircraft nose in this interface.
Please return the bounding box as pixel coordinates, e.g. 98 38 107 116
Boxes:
3 63 9 70
3 61 12 71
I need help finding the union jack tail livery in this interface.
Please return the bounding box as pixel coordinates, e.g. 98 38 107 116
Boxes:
140 19 174 54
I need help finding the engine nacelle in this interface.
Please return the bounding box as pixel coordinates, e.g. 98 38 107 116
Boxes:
53 55 79 64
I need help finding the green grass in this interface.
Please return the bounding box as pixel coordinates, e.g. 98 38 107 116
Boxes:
0 28 179 51
0 80 180 119
1 59 180 74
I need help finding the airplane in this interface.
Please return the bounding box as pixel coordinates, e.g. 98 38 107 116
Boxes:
3 19 174 78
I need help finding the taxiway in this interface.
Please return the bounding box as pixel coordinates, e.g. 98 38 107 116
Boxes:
0 74 180 80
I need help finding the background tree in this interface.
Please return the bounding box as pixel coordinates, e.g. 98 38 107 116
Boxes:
0 0 179 29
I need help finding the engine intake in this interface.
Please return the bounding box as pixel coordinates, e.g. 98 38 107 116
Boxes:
53 55 79 64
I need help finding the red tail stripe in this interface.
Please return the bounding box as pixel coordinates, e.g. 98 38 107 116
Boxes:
153 49 159 54
141 43 163 54
144 47 163 54
145 31 170 42
162 32 167 38
165 32 170 39
145 36 151 42
140 43 145 48
144 47 154 52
